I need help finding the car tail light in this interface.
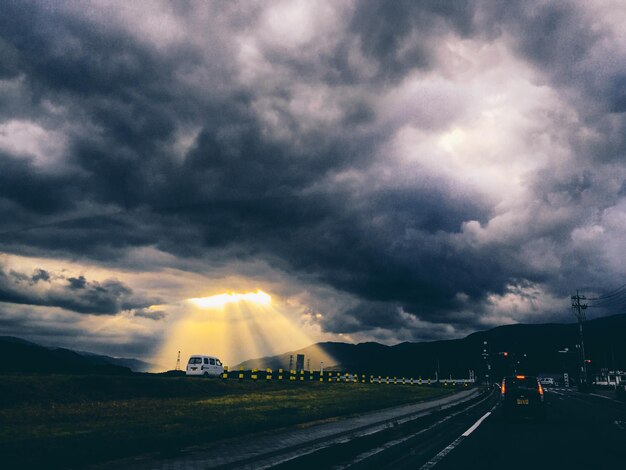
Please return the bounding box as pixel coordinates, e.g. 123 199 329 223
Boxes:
515 375 525 379
501 380 506 395
538 382 544 395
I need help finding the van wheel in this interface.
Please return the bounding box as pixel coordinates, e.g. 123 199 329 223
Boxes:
203 372 209 378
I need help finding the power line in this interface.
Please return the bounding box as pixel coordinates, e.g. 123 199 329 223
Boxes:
587 284 626 301
597 284 626 298
587 284 626 310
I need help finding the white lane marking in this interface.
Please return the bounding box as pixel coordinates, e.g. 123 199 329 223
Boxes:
590 393 614 401
420 406 495 469
462 411 491 436
419 436 464 470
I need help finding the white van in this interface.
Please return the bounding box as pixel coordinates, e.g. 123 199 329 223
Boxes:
539 377 555 386
186 355 224 377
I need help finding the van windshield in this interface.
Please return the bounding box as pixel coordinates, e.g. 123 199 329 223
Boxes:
188 357 202 364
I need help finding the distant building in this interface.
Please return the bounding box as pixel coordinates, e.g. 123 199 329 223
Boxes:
296 354 305 371
593 370 626 387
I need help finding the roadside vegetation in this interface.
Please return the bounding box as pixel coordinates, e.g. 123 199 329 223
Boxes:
0 374 452 468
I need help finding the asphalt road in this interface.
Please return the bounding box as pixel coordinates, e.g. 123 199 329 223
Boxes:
431 388 626 470
88 387 625 470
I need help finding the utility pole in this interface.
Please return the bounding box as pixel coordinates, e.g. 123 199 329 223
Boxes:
289 354 293 371
175 351 181 371
571 290 588 388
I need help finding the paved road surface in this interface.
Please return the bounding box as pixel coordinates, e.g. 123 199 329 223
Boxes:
432 388 625 470
91 388 624 470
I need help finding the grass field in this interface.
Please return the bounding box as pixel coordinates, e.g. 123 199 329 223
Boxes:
0 374 452 468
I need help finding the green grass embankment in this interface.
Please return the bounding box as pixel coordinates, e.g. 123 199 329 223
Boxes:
0 374 452 468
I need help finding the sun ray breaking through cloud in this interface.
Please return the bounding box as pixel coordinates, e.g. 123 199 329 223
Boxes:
188 290 272 308
155 290 334 370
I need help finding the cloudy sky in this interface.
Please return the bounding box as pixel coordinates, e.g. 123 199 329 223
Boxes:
1 0 625 366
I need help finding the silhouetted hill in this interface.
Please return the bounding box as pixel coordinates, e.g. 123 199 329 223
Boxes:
75 350 158 372
237 314 626 380
0 336 43 347
0 337 134 375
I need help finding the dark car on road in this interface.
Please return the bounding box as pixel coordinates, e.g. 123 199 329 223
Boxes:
501 375 546 421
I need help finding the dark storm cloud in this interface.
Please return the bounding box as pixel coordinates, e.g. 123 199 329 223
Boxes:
132 307 166 321
253 1 481 87
271 192 493 318
31 269 50 283
0 151 78 216
483 1 626 158
484 2 604 101
0 264 156 315
349 0 479 81
321 301 405 334
1 0 625 343
0 302 164 359
0 0 213 212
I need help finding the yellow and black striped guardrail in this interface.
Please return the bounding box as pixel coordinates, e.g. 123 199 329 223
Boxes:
217 366 475 387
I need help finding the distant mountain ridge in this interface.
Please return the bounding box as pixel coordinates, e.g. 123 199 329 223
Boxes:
236 314 626 380
0 336 156 374
73 350 159 372
3 314 624 378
